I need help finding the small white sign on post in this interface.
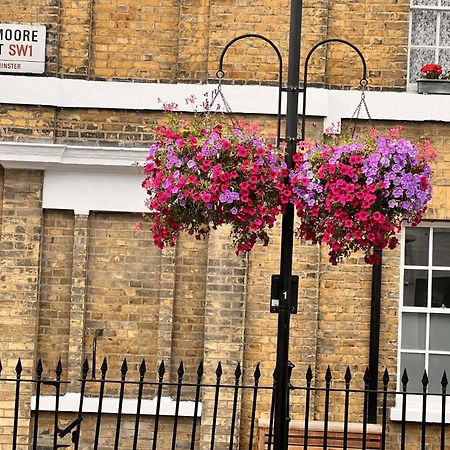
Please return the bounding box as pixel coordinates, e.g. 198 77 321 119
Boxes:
0 23 46 74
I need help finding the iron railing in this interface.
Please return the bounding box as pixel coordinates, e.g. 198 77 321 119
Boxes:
0 358 448 449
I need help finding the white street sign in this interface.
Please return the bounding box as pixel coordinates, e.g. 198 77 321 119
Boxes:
0 23 46 74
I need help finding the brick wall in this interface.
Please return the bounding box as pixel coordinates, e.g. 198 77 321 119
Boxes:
33 412 196 449
58 0 92 78
0 169 43 449
3 116 449 446
91 0 180 82
0 106 285 148
1 113 450 446
199 226 248 449
324 0 410 90
55 108 161 147
85 212 161 376
0 105 55 143
37 209 75 383
0 0 411 88
1 0 450 444
170 234 208 385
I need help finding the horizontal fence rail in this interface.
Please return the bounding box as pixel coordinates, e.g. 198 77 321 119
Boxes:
0 358 448 449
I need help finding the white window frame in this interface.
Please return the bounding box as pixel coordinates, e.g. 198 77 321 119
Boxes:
407 0 450 89
391 222 450 422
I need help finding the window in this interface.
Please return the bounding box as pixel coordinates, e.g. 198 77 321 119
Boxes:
398 224 450 396
408 0 450 84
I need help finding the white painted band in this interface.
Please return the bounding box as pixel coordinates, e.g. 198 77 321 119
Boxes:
31 393 201 417
1 75 450 123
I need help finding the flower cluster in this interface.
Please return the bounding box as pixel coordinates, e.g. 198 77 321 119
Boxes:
290 128 435 265
419 63 450 80
142 100 436 265
142 110 287 254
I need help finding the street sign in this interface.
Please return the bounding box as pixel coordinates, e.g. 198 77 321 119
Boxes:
0 23 46 74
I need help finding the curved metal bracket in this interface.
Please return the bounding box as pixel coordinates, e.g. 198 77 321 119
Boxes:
217 34 284 147
300 38 368 140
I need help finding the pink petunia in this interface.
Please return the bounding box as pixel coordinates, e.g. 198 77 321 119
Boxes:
355 211 369 221
200 192 211 203
237 145 248 158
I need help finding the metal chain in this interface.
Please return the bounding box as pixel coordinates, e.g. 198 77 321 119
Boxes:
207 80 237 124
208 83 221 112
219 88 234 114
350 80 374 133
208 81 233 113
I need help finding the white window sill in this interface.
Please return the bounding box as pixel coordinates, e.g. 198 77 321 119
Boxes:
390 395 449 423
406 83 418 93
31 393 202 417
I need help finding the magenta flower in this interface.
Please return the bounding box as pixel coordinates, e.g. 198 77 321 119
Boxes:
200 192 212 203
141 112 285 254
290 129 435 264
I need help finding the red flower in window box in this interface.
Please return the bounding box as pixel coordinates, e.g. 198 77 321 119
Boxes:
420 63 443 79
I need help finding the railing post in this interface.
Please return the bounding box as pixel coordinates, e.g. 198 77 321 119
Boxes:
12 359 23 450
152 360 165 450
52 360 63 450
190 361 203 450
32 360 43 450
248 364 261 450
441 371 448 450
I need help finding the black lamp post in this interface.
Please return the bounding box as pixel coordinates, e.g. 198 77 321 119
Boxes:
273 1 303 447
217 2 369 448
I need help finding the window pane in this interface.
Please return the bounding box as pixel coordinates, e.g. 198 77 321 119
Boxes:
409 48 436 81
429 314 450 351
428 354 450 394
401 312 427 349
412 0 438 4
439 49 450 73
440 13 450 46
403 270 428 307
433 228 450 266
400 353 426 393
411 10 437 46
405 227 429 266
431 270 450 308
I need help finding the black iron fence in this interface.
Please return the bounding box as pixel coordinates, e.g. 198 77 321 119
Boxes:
0 358 448 449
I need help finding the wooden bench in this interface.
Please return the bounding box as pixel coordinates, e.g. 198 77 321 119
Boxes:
258 419 382 449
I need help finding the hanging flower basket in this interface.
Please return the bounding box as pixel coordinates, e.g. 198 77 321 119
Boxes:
290 128 436 265
141 108 288 254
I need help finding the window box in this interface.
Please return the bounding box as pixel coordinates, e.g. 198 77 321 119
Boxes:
417 79 450 95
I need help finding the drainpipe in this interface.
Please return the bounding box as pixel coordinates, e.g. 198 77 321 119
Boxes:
368 248 382 423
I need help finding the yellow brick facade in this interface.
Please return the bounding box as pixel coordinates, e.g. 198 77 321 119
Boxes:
1 126 449 447
0 0 410 86
1 0 450 449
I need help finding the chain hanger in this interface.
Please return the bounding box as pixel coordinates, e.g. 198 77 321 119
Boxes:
201 71 237 126
350 78 374 135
